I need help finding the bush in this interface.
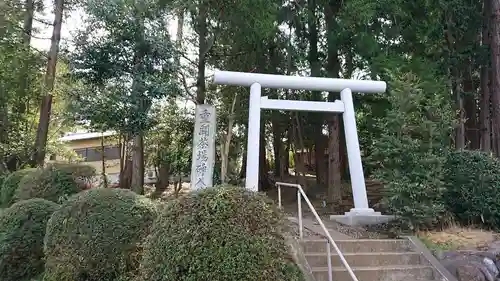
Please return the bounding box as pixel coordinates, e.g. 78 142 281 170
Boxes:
443 150 500 228
0 173 6 190
0 198 59 281
0 168 36 207
138 185 303 281
15 163 95 203
49 163 97 189
43 188 157 281
370 72 454 230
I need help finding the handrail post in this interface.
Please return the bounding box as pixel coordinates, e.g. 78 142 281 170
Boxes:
278 185 282 208
297 189 303 239
275 181 359 281
327 240 333 281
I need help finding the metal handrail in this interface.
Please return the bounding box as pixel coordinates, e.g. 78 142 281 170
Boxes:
276 182 359 281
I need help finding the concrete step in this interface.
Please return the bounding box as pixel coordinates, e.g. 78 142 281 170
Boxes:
311 265 436 281
301 239 415 253
305 252 427 267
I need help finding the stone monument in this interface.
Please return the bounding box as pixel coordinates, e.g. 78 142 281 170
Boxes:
190 104 216 190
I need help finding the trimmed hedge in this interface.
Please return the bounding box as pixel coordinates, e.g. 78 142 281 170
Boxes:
443 150 500 228
48 163 96 189
0 198 59 281
15 164 96 203
138 185 304 281
43 188 157 281
0 168 36 207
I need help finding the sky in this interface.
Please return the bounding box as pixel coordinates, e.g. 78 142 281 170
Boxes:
31 1 178 51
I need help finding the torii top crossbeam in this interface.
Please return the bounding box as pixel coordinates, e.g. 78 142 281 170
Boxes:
213 70 387 93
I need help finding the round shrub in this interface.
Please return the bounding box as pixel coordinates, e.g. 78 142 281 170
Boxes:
48 163 97 189
138 185 304 281
0 168 36 207
15 164 91 203
43 188 157 281
0 198 59 281
443 150 500 228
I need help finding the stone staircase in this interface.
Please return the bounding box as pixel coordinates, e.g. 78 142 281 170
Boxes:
301 238 445 281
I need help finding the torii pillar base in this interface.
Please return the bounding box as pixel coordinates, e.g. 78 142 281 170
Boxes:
330 208 395 226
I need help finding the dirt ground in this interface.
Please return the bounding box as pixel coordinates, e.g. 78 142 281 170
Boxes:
418 226 499 251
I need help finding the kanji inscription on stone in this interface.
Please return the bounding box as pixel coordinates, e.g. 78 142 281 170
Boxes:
190 104 216 190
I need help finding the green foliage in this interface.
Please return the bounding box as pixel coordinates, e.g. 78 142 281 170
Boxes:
0 168 36 207
48 163 97 188
371 70 455 230
67 0 179 136
0 198 59 281
443 150 500 228
0 172 5 187
0 2 77 171
146 102 193 177
14 164 94 203
43 188 157 281
138 185 304 281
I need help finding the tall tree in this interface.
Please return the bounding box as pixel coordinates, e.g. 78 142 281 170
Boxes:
491 0 500 156
324 0 343 208
32 0 65 166
68 0 179 194
480 0 492 152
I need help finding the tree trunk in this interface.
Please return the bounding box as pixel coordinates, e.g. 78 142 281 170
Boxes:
239 129 247 179
463 75 479 149
327 114 342 208
130 134 145 194
239 153 247 179
195 2 208 104
259 119 270 191
119 134 130 188
291 116 307 189
32 0 64 166
221 93 238 183
325 0 343 209
0 106 7 173
101 132 108 187
491 0 500 156
457 96 466 149
119 135 124 178
17 0 34 114
445 19 466 150
306 0 326 187
481 0 492 152
271 114 286 178
315 133 327 185
153 164 169 198
286 121 295 176
268 46 286 179
341 48 354 180
283 136 290 176
22 0 34 45
175 9 184 66
121 159 133 190
174 174 183 197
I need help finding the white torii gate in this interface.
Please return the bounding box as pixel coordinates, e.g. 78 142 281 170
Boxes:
213 70 386 218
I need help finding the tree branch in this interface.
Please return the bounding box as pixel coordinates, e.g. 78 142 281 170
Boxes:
34 17 54 26
181 52 198 66
178 71 197 104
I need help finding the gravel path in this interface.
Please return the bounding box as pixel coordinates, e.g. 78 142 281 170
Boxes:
284 207 397 240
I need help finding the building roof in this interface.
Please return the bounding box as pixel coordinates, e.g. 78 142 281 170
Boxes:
59 131 117 142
